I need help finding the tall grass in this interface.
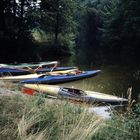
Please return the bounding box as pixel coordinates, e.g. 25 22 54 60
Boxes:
91 87 140 140
0 82 140 140
0 94 104 140
92 103 140 140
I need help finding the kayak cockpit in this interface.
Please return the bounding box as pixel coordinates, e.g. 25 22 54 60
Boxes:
59 87 86 97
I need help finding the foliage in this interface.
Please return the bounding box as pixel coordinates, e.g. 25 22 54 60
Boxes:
75 0 102 64
39 0 78 46
75 0 140 63
0 0 79 62
99 0 140 62
76 5 100 49
0 0 140 62
92 103 140 140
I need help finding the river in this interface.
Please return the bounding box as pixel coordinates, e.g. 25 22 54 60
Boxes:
50 55 139 118
48 55 140 103
4 55 140 118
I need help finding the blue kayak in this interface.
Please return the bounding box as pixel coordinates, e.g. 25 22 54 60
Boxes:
0 67 77 76
21 70 101 84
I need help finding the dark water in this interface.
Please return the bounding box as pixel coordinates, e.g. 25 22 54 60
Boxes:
53 55 140 118
51 55 140 103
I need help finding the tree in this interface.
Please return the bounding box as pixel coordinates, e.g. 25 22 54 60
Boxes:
75 1 100 61
100 0 140 61
40 0 78 46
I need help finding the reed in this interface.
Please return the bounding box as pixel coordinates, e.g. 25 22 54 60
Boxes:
127 87 136 115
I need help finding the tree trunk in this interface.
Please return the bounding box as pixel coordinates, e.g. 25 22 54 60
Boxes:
21 0 24 20
18 0 25 37
54 0 60 45
13 0 16 18
55 11 59 45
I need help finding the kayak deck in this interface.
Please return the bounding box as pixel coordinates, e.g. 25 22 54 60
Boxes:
21 70 101 84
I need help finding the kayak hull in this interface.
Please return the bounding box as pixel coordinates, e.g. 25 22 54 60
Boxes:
21 70 101 84
23 84 128 105
0 69 78 82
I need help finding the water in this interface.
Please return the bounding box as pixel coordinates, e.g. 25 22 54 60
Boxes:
5 55 140 118
53 56 140 103
89 106 112 119
50 56 139 118
6 55 140 102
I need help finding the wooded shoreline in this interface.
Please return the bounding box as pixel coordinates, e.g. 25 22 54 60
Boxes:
0 0 140 63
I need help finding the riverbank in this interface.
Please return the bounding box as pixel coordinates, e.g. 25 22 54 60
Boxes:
0 81 104 140
0 81 140 140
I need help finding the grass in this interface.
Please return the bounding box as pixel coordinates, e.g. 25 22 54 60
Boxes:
0 82 104 140
0 81 140 140
92 103 140 140
91 87 140 140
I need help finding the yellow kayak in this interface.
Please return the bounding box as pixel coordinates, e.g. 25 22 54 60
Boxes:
22 84 128 104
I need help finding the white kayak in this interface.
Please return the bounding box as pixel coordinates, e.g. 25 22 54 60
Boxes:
0 61 59 69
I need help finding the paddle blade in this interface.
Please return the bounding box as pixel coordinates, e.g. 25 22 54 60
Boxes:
22 87 35 95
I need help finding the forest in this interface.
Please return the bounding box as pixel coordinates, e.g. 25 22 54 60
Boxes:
0 0 140 63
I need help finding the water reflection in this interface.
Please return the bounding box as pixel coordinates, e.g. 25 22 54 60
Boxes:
89 106 112 119
88 105 128 119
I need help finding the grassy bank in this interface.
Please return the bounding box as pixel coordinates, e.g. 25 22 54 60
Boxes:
92 103 140 140
0 82 104 140
0 82 140 140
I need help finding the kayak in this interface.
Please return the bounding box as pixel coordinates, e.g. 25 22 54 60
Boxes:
21 70 101 84
0 66 77 76
0 61 58 69
0 68 78 82
0 61 59 76
22 84 128 104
